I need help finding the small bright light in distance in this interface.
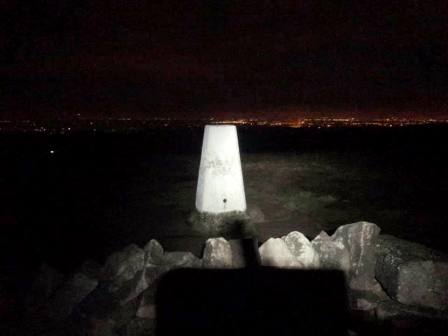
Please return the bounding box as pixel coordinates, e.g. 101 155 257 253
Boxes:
50 150 55 154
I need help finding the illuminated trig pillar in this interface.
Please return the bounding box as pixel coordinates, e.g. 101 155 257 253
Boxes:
196 125 246 214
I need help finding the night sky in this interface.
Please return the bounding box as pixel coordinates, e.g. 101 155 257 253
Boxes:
1 1 447 120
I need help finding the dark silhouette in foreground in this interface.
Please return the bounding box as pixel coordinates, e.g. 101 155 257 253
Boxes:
156 237 349 336
156 267 348 336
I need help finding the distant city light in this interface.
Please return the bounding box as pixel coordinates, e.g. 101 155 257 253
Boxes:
0 117 447 134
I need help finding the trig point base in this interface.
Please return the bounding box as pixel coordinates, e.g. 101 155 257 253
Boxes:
196 124 246 213
191 125 255 237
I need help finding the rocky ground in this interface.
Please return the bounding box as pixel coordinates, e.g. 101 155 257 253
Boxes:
4 221 448 336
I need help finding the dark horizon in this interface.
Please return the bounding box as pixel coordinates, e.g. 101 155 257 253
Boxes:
1 1 447 121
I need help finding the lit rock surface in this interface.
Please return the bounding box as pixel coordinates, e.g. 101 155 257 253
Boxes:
136 288 156 319
282 231 320 268
312 231 350 273
196 125 246 214
332 221 381 290
161 251 201 268
103 244 145 285
228 239 261 268
25 223 448 335
203 237 233 268
259 238 301 267
375 234 448 310
144 239 164 266
118 269 149 304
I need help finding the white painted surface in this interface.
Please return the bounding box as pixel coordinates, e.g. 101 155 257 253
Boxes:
196 125 247 213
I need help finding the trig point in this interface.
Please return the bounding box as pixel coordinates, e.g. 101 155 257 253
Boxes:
196 125 247 214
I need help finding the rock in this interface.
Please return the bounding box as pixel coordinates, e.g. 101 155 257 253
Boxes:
80 268 151 314
88 318 118 336
348 286 389 312
116 270 149 304
126 318 155 336
228 239 247 267
136 298 156 320
136 290 156 319
111 299 140 332
375 299 448 321
75 280 141 334
259 238 301 267
259 232 319 268
28 263 64 308
282 231 319 268
203 237 233 268
103 244 145 284
332 221 381 290
136 303 156 320
312 231 350 273
229 239 261 267
375 234 448 311
144 265 168 287
144 239 164 266
355 298 377 311
48 272 98 320
161 251 201 268
375 300 448 336
76 281 120 320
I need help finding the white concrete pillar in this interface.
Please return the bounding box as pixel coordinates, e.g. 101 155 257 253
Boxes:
196 125 246 214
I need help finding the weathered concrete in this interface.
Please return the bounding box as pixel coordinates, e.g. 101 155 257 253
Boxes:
202 237 233 268
196 125 246 214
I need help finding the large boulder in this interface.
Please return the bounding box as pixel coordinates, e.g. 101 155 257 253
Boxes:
228 239 247 268
75 278 142 333
76 281 121 321
375 298 448 321
161 251 201 268
103 244 145 285
144 239 200 269
312 231 350 274
202 237 233 268
332 221 381 290
282 231 319 268
116 270 149 304
144 239 164 266
259 233 319 268
375 234 448 311
228 239 260 268
259 238 300 267
48 272 98 320
136 287 156 320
